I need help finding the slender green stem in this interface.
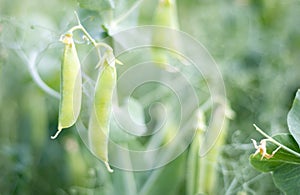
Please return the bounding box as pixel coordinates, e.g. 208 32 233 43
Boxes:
68 25 82 34
74 11 112 50
72 11 112 51
95 42 113 51
111 0 144 26
16 48 60 99
77 25 98 47
65 11 114 66
74 11 81 25
66 13 102 59
253 124 300 158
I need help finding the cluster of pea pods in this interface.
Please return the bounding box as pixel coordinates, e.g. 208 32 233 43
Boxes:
51 32 117 172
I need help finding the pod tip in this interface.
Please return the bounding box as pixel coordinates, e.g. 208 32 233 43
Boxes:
51 129 62 139
115 59 123 65
104 161 114 173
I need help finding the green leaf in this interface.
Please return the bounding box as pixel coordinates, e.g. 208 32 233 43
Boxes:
250 134 300 172
77 0 115 11
287 89 300 148
272 164 300 195
250 134 300 195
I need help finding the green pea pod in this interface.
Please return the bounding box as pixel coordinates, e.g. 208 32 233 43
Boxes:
153 0 178 28
152 0 184 71
51 34 82 139
88 51 116 172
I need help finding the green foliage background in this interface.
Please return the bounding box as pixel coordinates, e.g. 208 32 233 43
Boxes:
1 0 300 194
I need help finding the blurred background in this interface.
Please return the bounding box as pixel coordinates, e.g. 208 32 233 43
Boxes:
1 0 300 194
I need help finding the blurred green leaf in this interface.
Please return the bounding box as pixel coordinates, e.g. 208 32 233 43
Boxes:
1 0 300 194
139 152 187 195
287 89 300 148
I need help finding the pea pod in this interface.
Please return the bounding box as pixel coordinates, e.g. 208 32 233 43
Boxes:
153 0 178 28
51 34 82 139
152 0 182 71
88 51 116 172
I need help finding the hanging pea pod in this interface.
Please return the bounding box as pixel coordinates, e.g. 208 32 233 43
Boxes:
186 109 206 195
88 51 116 172
151 0 187 71
51 33 82 139
196 102 233 195
152 0 178 67
153 0 179 28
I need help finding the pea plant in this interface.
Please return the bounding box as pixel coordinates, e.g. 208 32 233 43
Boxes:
2 0 300 194
50 13 122 172
249 90 300 195
42 0 231 194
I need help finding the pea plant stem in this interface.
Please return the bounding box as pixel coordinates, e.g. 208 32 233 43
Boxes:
111 0 144 27
16 48 60 99
73 11 112 51
67 11 114 65
253 124 300 158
